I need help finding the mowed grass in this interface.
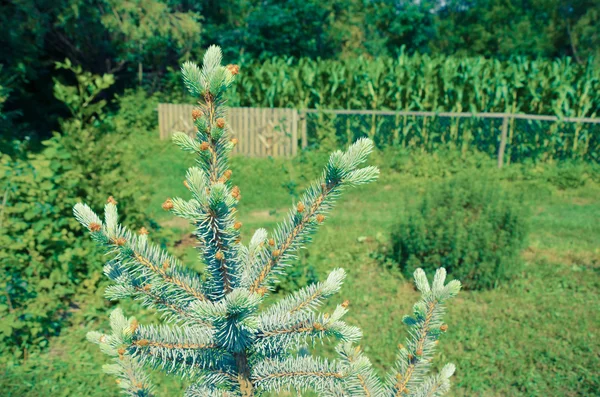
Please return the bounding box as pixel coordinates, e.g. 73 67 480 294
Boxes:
3 134 599 396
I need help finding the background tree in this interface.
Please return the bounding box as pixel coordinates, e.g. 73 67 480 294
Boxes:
362 0 438 56
100 0 202 84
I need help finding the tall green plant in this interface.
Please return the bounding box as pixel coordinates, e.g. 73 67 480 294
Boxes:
0 63 149 356
76 46 461 396
227 54 600 161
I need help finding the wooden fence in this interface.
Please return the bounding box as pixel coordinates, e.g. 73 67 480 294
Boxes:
159 104 600 165
158 104 306 157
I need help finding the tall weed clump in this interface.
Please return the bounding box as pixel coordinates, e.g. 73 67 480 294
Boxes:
390 175 529 290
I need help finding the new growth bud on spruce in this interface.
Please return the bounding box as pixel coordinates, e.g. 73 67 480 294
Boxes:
226 64 240 75
216 118 226 128
231 186 241 200
162 199 174 211
107 196 117 205
192 109 203 121
89 222 102 232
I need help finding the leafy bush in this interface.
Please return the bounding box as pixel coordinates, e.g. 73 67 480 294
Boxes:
0 68 152 357
389 174 529 290
545 161 590 189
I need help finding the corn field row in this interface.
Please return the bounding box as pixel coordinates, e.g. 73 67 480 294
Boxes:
228 54 599 119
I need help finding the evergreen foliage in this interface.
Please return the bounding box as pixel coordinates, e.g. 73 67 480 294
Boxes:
75 46 461 396
390 174 529 290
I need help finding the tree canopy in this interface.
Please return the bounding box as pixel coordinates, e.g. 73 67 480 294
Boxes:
1 0 598 142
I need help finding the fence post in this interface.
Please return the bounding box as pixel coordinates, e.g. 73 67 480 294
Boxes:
300 110 308 149
498 115 509 168
291 110 298 156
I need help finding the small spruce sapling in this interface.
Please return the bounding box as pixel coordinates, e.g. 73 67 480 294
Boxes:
74 45 461 396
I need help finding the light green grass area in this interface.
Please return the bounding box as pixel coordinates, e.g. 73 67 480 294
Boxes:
3 133 599 396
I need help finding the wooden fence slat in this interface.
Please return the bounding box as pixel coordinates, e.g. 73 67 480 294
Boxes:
301 111 308 149
250 108 255 157
249 107 254 157
235 107 240 155
270 108 276 157
292 110 298 155
244 107 249 156
242 107 247 156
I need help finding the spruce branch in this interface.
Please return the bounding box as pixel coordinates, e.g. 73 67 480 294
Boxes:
103 263 199 326
74 202 208 304
410 364 456 397
174 47 240 299
255 305 362 355
386 269 461 396
87 309 155 397
252 356 345 394
187 288 261 353
184 384 235 397
335 343 384 397
259 268 346 318
247 139 379 292
129 324 236 379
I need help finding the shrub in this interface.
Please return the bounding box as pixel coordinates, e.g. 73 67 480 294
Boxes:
0 67 151 357
545 160 590 189
390 174 529 290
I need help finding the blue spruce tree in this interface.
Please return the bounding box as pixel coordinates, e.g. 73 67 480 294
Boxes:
74 45 461 396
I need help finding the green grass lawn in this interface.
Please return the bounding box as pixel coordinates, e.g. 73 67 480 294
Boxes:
3 134 599 396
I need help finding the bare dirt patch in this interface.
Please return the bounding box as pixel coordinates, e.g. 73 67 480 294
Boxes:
571 197 594 206
161 217 190 229
523 246 599 268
